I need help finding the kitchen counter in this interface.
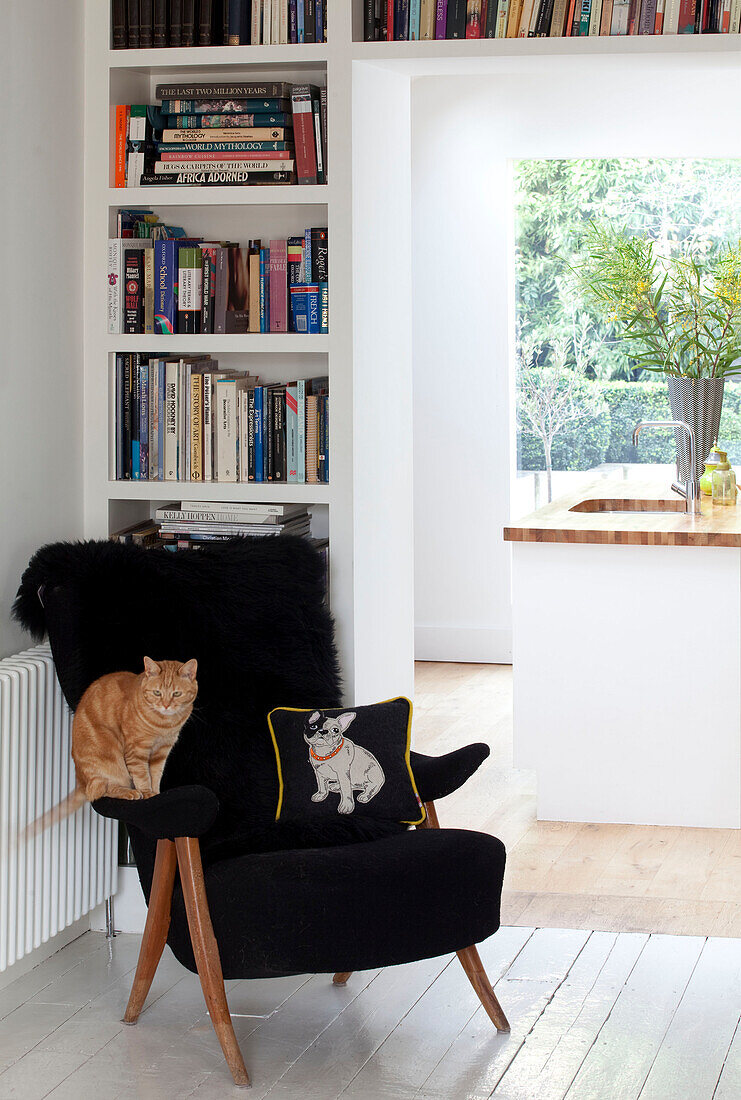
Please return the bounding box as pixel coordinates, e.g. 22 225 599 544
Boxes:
504 476 741 547
505 474 741 830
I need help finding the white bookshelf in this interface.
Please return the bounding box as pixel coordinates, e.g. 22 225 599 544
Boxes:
85 1 739 707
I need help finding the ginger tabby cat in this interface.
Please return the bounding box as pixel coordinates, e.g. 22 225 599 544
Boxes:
27 658 198 835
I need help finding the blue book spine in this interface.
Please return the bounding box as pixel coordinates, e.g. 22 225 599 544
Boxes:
254 386 264 482
131 361 140 480
115 355 124 480
289 0 298 40
139 360 149 480
319 282 329 334
307 286 321 334
395 0 410 38
409 0 422 37
154 240 177 334
158 361 166 480
297 0 304 40
316 0 323 40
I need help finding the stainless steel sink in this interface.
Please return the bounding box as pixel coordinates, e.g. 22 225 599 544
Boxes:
569 498 686 515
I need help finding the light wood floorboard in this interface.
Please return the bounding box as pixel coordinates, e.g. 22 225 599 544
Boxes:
414 661 741 937
0 929 739 1098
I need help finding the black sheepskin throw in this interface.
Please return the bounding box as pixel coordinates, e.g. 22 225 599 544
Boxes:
13 537 350 851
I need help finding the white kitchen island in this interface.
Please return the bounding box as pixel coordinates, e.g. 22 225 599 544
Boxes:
505 478 741 829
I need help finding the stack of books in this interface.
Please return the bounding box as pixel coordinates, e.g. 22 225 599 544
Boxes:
156 500 312 544
364 0 741 36
108 212 328 335
114 355 329 484
113 81 326 187
111 0 329 47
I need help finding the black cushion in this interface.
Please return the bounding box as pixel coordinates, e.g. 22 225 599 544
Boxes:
166 828 507 978
269 699 425 826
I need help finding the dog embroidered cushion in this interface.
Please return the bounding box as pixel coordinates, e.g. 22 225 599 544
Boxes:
267 697 425 826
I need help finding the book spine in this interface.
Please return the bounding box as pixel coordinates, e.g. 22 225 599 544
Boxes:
201 247 213 333
289 0 299 40
610 0 629 29
435 0 448 34
203 373 213 481
420 0 437 34
312 96 325 184
131 359 140 480
599 0 614 30
495 0 510 31
149 360 157 481
214 247 228 334
626 0 639 31
170 0 182 44
114 106 128 187
164 362 178 480
254 386 264 481
124 249 143 333
155 80 294 97
269 239 288 332
291 85 318 184
447 0 466 32
168 111 292 127
251 0 263 42
298 0 305 40
639 0 657 28
143 248 155 334
676 0 696 28
107 240 123 334
140 0 154 45
247 388 256 480
199 0 214 42
249 250 261 332
259 249 268 332
155 159 294 174
158 361 165 480
320 83 328 176
216 381 237 483
307 285 321 334
587 0 602 30
183 362 191 481
153 0 168 44
112 0 128 46
466 0 484 34
395 0 410 37
286 382 298 482
365 0 378 34
127 0 141 47
115 355 125 479
319 282 329 334
317 394 327 483
139 359 149 481
161 127 290 142
181 0 195 43
190 374 203 481
728 0 740 29
297 378 306 483
154 239 177 334
157 140 291 151
305 0 316 40
273 389 286 481
266 388 275 480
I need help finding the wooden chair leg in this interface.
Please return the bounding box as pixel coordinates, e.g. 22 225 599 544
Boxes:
419 800 510 1034
333 972 352 985
175 837 250 1088
123 838 177 1025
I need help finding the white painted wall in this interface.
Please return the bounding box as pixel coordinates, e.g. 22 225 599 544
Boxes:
0 0 84 657
410 54 741 664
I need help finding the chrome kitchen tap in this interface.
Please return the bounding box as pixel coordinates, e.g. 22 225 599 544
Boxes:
632 420 702 515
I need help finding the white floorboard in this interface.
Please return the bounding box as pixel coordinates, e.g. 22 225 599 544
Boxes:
0 928 738 1099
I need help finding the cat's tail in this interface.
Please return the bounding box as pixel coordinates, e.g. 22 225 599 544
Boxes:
19 788 87 843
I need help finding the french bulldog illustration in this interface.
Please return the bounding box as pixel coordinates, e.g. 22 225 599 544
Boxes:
304 710 386 814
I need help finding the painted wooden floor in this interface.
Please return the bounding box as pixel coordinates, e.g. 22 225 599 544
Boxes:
1 927 740 1099
413 661 741 938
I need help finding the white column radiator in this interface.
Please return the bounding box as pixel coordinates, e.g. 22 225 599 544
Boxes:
0 644 118 972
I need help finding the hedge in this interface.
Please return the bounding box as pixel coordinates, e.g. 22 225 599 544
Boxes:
518 377 741 472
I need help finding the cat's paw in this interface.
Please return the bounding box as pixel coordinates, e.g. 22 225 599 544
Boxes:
137 788 155 799
311 791 328 802
338 800 355 814
115 789 143 801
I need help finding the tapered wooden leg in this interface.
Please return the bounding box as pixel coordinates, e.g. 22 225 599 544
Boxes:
419 800 510 1033
175 837 250 1088
456 943 510 1032
124 838 177 1024
333 972 352 985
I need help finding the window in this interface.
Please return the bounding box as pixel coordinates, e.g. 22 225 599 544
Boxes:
513 158 741 514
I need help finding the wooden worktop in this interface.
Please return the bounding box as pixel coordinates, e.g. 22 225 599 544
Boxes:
504 476 741 547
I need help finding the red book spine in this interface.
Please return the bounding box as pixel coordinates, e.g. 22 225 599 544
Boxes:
677 0 696 31
564 0 579 33
466 0 483 34
388 0 395 37
290 86 318 185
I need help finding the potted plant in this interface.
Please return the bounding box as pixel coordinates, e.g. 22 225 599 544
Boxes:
572 221 741 481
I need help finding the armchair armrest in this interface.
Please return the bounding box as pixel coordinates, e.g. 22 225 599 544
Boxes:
410 743 490 803
92 784 219 840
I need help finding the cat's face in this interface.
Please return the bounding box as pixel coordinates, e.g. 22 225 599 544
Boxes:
140 657 198 717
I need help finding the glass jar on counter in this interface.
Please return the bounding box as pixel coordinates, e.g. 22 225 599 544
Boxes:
712 458 737 506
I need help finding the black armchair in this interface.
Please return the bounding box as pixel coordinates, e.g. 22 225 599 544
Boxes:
14 537 508 1089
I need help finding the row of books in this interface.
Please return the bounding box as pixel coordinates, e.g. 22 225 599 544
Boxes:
114 354 330 484
109 214 329 335
363 0 741 35
112 0 328 47
114 81 326 187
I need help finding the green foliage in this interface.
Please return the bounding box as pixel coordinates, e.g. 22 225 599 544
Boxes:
602 382 674 463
